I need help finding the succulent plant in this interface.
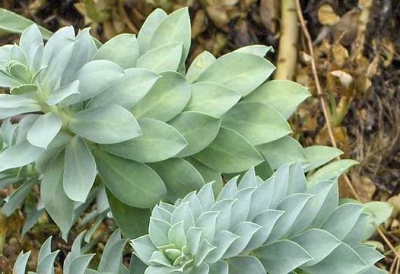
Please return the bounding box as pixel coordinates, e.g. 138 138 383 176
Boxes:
0 7 348 239
131 162 387 274
13 230 129 274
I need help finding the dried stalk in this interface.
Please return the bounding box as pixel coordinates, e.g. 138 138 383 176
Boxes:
353 0 373 59
274 0 298 80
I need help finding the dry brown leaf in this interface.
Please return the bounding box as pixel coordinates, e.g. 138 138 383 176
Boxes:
331 43 349 68
192 9 207 38
318 4 340 26
330 70 353 89
350 173 376 202
207 0 238 7
205 6 230 30
388 195 400 217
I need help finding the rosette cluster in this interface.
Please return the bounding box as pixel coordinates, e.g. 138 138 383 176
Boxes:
132 162 385 274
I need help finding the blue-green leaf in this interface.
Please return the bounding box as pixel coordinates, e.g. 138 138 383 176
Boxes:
0 140 44 172
101 118 187 163
94 34 139 69
137 43 183 73
301 243 367 274
149 8 191 68
291 229 341 267
63 136 96 202
234 45 273 57
2 179 36 216
186 51 216 83
184 82 241 118
257 136 307 170
304 146 343 172
254 240 312 274
150 158 205 202
243 80 310 119
87 68 160 110
0 9 52 39
62 60 125 106
94 149 166 208
107 189 150 238
61 28 97 85
26 112 62 149
169 111 221 157
193 127 264 173
226 256 266 274
69 104 141 144
137 9 167 56
46 80 80 106
307 159 359 187
222 102 292 145
131 71 190 122
41 152 74 240
195 52 275 97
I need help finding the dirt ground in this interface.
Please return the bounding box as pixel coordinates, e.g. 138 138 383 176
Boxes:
0 0 399 272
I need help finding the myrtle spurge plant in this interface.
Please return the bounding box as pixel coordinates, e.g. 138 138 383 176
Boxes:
132 163 387 274
13 230 129 274
0 7 346 238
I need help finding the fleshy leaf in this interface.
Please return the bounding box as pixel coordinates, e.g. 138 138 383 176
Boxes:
303 146 343 172
137 43 183 73
243 80 310 119
0 140 44 172
169 111 221 157
62 60 125 106
41 152 74 240
150 158 205 202
94 34 139 69
193 127 264 173
26 112 62 149
94 149 166 208
131 71 191 122
186 51 216 83
107 189 150 238
0 9 52 39
63 136 97 202
137 9 167 56
307 159 359 186
101 118 187 163
184 82 241 118
69 104 141 144
195 52 275 97
221 102 292 145
257 136 307 170
87 68 160 110
148 8 191 69
254 240 312 274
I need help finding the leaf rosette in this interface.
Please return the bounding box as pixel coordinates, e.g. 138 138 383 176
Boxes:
0 7 355 238
132 163 387 274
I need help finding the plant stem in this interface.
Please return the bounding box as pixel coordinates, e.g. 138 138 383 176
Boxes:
0 213 6 255
274 0 299 80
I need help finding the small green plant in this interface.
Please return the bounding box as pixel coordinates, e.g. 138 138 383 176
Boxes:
132 163 388 274
0 7 346 239
13 230 130 274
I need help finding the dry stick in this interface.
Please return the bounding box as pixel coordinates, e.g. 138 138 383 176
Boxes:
376 225 400 268
274 0 299 80
294 0 361 201
117 0 138 33
353 0 373 60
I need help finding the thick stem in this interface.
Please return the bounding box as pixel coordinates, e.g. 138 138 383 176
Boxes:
352 0 373 60
0 213 6 255
274 0 299 80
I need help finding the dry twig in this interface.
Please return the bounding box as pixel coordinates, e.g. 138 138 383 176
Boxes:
274 0 298 80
